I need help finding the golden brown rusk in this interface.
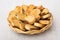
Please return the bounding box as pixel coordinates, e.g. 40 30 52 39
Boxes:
7 5 53 34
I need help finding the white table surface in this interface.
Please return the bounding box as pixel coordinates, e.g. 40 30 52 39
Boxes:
0 0 60 40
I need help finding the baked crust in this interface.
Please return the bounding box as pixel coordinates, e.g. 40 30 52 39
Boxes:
7 5 53 34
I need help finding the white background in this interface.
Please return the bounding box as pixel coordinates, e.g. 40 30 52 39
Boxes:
0 0 60 40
